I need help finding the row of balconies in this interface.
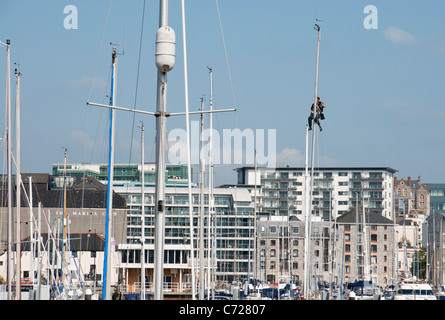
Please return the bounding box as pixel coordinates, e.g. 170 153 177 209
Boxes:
262 174 384 181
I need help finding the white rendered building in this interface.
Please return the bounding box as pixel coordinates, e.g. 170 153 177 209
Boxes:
235 167 397 221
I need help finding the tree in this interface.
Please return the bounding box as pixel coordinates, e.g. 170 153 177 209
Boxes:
411 247 427 280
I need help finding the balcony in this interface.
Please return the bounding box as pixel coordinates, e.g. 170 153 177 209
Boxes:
130 281 192 294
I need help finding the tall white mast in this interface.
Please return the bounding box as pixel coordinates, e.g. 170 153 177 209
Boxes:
199 97 205 300
303 126 311 299
62 148 68 289
37 202 42 300
207 67 215 300
253 150 258 283
362 190 370 281
5 39 13 300
180 0 196 300
102 47 117 300
139 123 146 300
304 23 321 300
15 67 22 300
154 0 175 300
29 176 34 287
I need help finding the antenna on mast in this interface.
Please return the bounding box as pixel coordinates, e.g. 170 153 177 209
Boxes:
110 42 124 55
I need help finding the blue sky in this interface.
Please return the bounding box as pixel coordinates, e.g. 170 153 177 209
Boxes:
0 0 445 186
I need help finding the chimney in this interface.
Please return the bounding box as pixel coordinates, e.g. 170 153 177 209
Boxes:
408 176 411 186
394 176 397 186
418 176 421 183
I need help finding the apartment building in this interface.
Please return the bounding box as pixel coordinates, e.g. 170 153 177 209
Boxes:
426 183 445 215
236 166 397 221
52 163 256 297
256 214 334 288
336 208 396 287
51 163 191 187
113 185 255 298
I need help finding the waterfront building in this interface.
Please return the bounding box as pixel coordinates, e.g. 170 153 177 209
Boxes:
256 213 334 288
114 185 255 298
51 163 191 188
336 208 396 287
236 166 397 221
426 183 445 215
394 176 430 221
0 233 107 300
0 173 126 297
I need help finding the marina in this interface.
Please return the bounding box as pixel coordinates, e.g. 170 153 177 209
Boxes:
0 1 444 303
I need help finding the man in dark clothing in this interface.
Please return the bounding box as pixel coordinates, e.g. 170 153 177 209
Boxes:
308 97 326 131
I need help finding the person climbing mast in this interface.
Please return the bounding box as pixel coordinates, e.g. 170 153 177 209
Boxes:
308 96 326 131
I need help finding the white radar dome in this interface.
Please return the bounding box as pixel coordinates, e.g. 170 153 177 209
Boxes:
155 26 176 72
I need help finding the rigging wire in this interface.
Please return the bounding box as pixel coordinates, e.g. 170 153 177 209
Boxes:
128 0 147 165
214 0 239 186
82 0 113 209
215 0 237 115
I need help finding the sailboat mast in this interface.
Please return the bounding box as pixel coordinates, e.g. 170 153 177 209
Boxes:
29 176 34 286
303 126 311 299
139 123 146 300
362 191 370 281
154 0 175 300
180 0 196 299
207 67 215 300
37 202 42 300
102 47 117 300
199 97 205 300
5 39 13 300
15 67 22 300
304 23 321 300
62 148 68 287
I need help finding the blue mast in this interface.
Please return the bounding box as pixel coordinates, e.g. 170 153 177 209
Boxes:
102 47 117 300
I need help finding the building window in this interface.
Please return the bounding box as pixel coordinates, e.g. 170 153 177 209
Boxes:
371 245 377 252
293 249 298 257
371 234 378 242
270 249 276 257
